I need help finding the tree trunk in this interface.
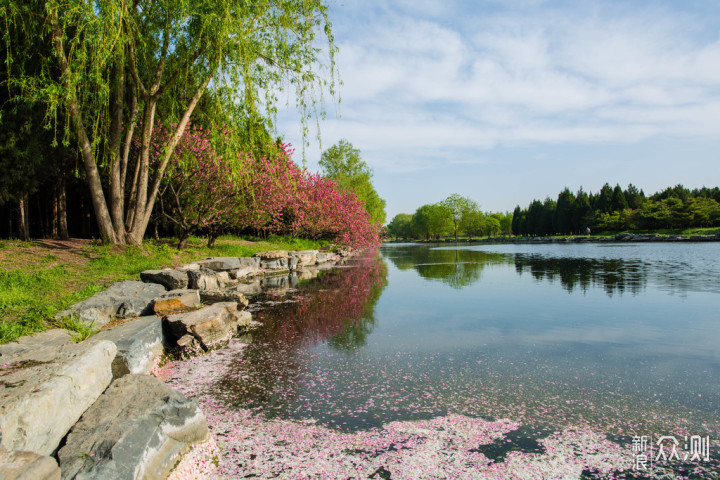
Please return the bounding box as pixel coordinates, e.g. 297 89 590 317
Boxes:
177 231 190 250
50 11 117 244
126 99 158 245
128 77 210 245
57 176 69 240
52 181 59 238
108 53 127 245
18 194 30 241
207 232 218 248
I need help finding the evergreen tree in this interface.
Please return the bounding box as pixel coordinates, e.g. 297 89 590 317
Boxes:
596 183 614 213
555 188 576 234
573 188 592 232
624 184 645 209
611 184 629 211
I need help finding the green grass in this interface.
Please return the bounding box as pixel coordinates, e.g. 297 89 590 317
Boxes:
0 235 326 344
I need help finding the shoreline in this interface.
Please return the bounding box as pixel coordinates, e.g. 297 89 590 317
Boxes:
387 232 720 245
0 246 360 479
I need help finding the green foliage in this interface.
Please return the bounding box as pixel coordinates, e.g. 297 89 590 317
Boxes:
320 139 386 226
386 213 414 239
440 194 478 240
412 203 452 240
514 183 720 236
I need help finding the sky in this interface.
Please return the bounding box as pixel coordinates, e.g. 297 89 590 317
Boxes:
276 0 720 222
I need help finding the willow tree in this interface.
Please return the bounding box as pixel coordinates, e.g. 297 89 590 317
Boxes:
3 0 337 244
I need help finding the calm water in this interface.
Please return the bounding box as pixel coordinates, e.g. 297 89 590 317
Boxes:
213 242 720 444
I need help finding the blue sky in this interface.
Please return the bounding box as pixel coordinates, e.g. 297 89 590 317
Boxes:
277 0 720 222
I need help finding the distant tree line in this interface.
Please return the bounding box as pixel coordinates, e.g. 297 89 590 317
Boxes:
512 184 720 236
386 194 513 240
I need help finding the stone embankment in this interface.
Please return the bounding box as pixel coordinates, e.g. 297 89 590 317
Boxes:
0 247 352 479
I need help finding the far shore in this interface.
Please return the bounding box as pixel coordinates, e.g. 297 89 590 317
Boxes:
385 232 720 244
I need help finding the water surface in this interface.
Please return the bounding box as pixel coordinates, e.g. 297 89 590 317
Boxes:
190 242 720 477
213 244 719 435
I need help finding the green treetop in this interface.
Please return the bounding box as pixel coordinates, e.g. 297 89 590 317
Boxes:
320 139 386 226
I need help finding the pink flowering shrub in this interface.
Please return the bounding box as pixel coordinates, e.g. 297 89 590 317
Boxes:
146 124 381 249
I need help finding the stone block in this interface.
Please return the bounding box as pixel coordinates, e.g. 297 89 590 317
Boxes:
199 290 249 307
91 316 164 379
0 447 60 480
57 375 208 480
153 289 201 316
196 257 243 272
229 265 261 280
255 250 288 259
260 257 288 270
55 281 166 328
315 252 337 264
0 340 116 455
187 268 220 291
163 303 244 349
290 250 317 266
139 269 188 290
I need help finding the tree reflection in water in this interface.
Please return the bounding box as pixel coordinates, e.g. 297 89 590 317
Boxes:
385 245 650 296
213 251 387 417
513 254 647 296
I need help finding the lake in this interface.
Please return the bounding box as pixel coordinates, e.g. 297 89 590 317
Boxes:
163 242 720 479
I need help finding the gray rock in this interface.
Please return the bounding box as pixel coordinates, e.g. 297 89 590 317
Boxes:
0 340 116 455
176 262 200 272
0 447 60 480
290 250 317 266
315 252 336 264
255 250 288 259
90 316 164 379
153 289 201 316
260 257 288 270
187 267 220 291
163 303 249 349
0 329 73 363
196 256 242 271
288 255 299 271
139 269 188 290
57 374 208 480
229 264 261 279
199 290 249 307
176 334 199 350
237 257 261 267
55 281 166 328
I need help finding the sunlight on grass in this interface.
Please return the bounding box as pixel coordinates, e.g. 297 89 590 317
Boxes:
0 235 326 344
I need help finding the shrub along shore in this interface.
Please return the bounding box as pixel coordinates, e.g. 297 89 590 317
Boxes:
0 239 358 478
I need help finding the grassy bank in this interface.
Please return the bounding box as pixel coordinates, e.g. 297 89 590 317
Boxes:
0 235 326 344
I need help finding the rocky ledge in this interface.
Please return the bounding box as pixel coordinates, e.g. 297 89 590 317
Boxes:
0 246 354 479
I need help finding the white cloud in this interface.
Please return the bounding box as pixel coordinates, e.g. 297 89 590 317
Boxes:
275 1 720 216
